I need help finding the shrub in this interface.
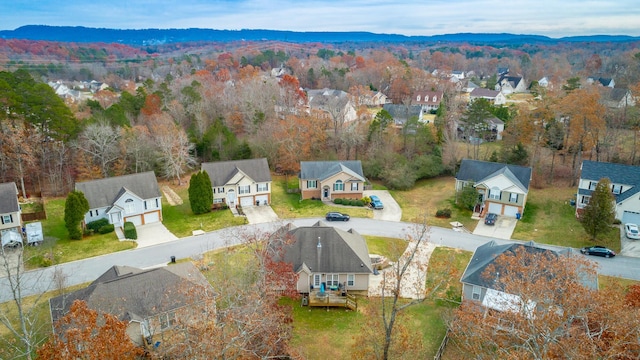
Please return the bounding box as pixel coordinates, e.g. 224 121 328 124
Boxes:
123 221 137 240
334 198 343 204
86 218 109 232
355 200 365 207
613 219 622 225
362 196 371 204
436 208 452 218
97 224 115 234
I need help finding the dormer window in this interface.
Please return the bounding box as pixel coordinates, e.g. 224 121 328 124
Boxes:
612 184 622 194
416 95 421 102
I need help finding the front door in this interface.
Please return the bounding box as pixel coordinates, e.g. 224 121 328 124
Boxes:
323 187 329 199
227 189 236 206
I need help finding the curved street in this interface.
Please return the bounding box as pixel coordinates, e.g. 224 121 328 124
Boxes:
2 218 640 303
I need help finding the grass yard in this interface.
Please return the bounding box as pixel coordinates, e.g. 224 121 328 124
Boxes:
160 184 247 237
23 198 135 269
270 175 372 220
364 236 408 261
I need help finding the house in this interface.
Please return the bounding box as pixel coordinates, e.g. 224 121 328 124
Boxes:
273 221 373 295
201 158 272 208
455 116 505 143
463 80 480 93
485 117 505 140
412 90 444 112
495 75 527 95
450 70 465 81
469 88 506 105
537 77 550 88
299 160 366 201
75 172 162 228
354 90 388 107
576 160 640 224
599 88 635 109
0 182 22 248
306 88 358 123
48 262 214 348
460 240 596 310
382 104 424 126
455 159 532 217
587 76 615 88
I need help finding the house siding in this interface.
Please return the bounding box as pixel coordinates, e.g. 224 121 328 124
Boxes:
0 210 21 232
298 272 369 292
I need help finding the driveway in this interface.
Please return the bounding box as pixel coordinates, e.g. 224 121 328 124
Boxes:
130 222 178 248
473 216 517 239
619 225 640 257
364 190 402 221
243 205 279 224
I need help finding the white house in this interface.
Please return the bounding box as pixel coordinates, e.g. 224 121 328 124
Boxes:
201 158 272 208
0 182 22 247
469 88 506 105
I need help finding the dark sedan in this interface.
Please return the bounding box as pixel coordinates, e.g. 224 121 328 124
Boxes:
325 212 350 221
484 213 498 225
580 245 616 258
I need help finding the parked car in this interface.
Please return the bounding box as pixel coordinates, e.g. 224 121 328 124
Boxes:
625 223 640 240
325 212 350 221
484 213 498 225
580 245 616 258
369 195 384 210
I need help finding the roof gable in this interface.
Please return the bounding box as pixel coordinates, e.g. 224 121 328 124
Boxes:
299 161 365 182
0 182 19 213
75 172 160 209
456 159 532 191
201 158 271 187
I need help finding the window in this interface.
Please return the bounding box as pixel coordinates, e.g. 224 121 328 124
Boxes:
472 285 481 300
432 95 437 102
96 209 99 215
327 274 339 287
239 185 250 195
489 187 501 200
612 184 623 194
213 198 223 204
581 196 590 205
257 183 268 192
307 180 317 189
313 274 321 288
159 312 176 330
89 210 93 217
334 180 344 191
347 274 355 287
588 181 597 190
218 187 225 193
509 193 518 203
144 201 147 210
416 95 421 101
155 199 159 207
125 199 135 214
351 182 358 191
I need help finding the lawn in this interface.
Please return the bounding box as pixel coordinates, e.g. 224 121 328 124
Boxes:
23 198 135 269
269 175 372 220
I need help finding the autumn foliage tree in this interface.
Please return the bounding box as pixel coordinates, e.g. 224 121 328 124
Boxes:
37 300 143 360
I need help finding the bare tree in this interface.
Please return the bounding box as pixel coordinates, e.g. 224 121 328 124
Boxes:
74 120 121 178
151 117 197 185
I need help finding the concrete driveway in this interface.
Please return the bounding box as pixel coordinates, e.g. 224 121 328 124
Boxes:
131 222 178 248
620 225 640 257
364 190 402 221
473 216 517 239
243 205 279 224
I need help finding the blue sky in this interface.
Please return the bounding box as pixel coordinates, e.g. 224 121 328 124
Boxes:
2 0 640 37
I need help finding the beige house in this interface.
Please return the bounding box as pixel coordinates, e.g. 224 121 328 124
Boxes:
201 158 272 208
299 161 366 201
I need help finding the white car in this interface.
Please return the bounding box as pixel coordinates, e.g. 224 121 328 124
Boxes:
625 223 640 240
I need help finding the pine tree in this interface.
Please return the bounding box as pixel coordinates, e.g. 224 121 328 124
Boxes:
581 178 615 240
64 191 89 240
188 170 213 215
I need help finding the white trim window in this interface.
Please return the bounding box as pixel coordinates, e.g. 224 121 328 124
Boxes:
489 187 501 200
588 181 597 190
612 184 623 194
125 199 135 214
213 198 223 204
347 274 355 287
509 193 518 203
472 285 481 300
334 180 344 191
217 187 225 193
327 274 339 287
307 180 317 189
239 185 250 195
2 214 12 224
257 183 268 192
581 196 590 205
351 182 358 191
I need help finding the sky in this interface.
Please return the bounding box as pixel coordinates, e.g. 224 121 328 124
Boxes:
2 0 640 38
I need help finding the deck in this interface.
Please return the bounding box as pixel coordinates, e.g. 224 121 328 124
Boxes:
305 289 357 310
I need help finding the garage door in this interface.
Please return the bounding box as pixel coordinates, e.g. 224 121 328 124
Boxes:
255 195 268 206
488 202 502 214
622 211 640 225
143 211 160 224
125 215 142 226
503 205 519 217
240 196 254 207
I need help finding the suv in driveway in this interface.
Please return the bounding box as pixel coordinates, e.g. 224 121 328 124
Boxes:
369 195 384 210
484 213 498 225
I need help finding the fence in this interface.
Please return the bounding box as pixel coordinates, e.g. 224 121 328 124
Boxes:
21 211 47 222
433 329 449 360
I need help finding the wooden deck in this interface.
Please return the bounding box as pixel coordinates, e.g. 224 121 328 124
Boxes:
305 289 357 310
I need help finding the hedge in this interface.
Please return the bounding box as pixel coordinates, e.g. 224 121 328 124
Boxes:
97 224 115 234
86 218 109 232
123 221 137 240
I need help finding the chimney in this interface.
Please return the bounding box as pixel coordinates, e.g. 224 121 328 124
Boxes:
316 236 322 270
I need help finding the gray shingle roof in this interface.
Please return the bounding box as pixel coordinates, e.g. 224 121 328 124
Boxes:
201 158 271 187
75 172 160 209
49 262 212 324
299 161 365 182
0 182 19 213
470 88 501 98
580 160 640 203
382 104 422 125
456 159 532 191
277 221 373 274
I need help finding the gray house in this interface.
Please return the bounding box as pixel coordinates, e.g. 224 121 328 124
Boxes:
0 182 22 247
201 158 272 208
274 221 373 295
75 172 162 228
382 104 423 126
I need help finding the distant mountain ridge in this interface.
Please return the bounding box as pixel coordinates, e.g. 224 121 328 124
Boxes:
1 25 639 45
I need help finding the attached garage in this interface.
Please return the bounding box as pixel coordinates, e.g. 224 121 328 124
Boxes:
240 196 254 207
255 195 269 206
125 215 142 226
622 211 640 225
487 202 502 214
143 211 160 224
503 205 519 217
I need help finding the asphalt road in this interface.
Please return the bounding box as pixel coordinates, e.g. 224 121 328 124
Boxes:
2 218 640 303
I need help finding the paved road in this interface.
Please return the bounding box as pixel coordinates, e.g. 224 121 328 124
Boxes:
2 218 640 303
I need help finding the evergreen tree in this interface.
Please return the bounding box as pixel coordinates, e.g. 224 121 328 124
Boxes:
581 178 615 240
64 191 89 240
189 171 213 214
457 181 479 210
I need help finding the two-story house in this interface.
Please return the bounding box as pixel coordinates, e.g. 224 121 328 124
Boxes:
201 158 272 208
75 172 163 228
495 75 527 95
412 90 444 112
0 182 22 247
456 159 532 217
576 160 640 224
469 88 506 105
299 161 366 201
306 88 358 124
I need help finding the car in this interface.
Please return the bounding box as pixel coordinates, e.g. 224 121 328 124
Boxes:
580 245 616 258
484 213 498 225
369 195 384 210
625 223 640 240
325 212 350 221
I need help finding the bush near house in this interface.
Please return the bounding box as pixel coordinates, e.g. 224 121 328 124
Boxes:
333 198 365 206
123 221 137 240
97 224 115 234
435 208 452 218
86 218 109 232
